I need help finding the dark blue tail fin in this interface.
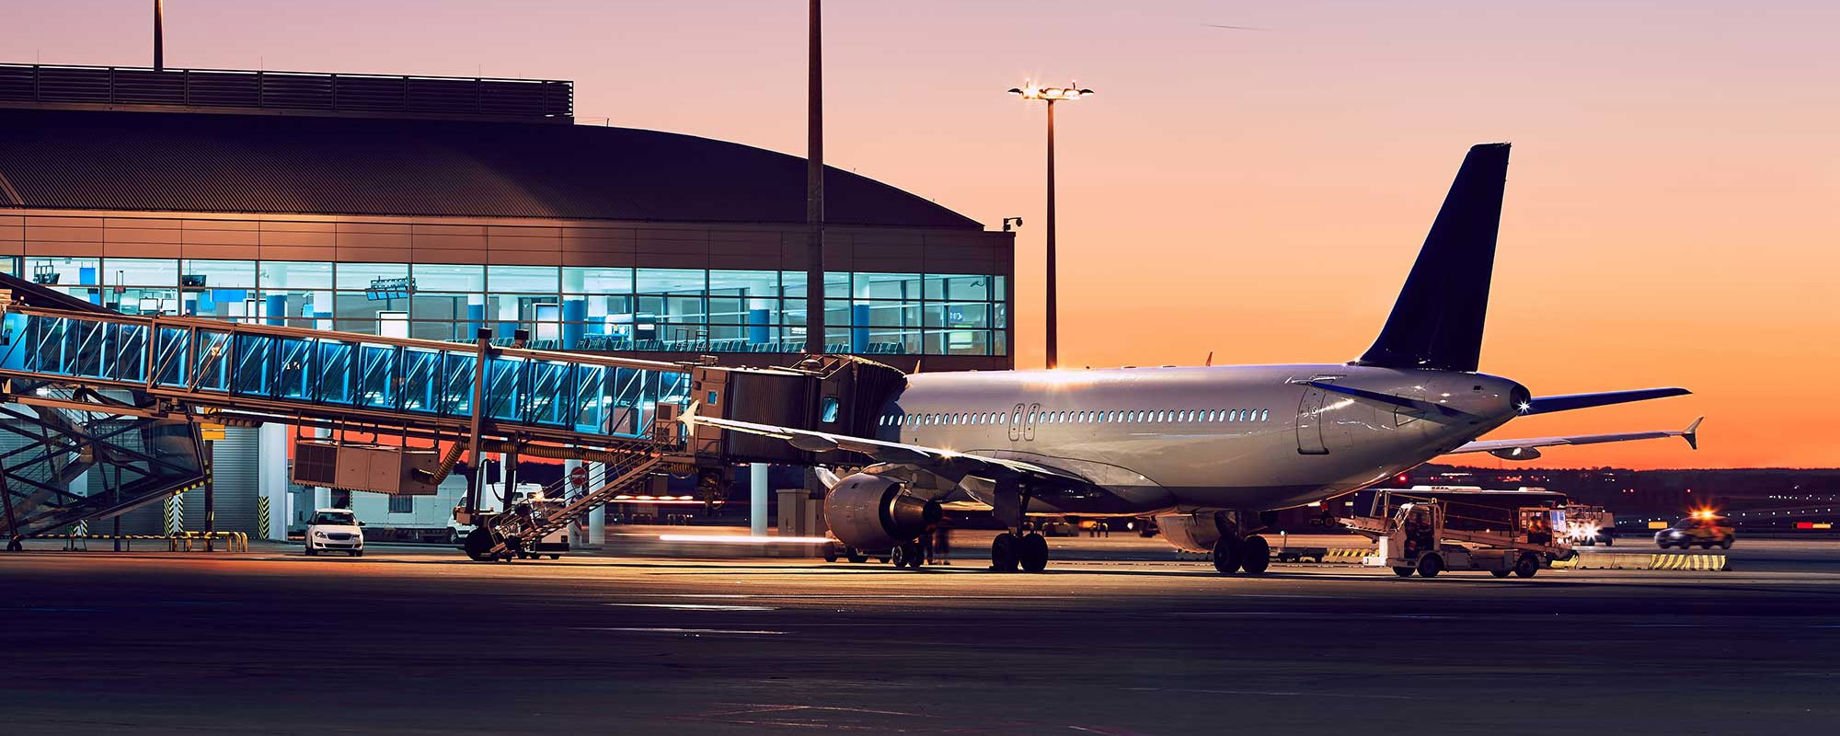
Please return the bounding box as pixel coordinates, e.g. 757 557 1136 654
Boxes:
1357 143 1510 372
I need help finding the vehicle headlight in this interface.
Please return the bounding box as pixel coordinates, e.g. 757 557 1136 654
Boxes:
313 531 326 538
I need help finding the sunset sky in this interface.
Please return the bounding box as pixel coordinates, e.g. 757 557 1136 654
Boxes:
8 1 1837 469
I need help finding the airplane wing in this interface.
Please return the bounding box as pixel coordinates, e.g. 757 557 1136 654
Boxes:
1445 417 1702 460
685 413 1093 488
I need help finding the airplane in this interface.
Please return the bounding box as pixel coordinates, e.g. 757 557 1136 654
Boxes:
689 143 1700 575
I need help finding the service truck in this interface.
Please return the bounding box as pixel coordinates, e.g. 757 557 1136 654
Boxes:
1343 488 1577 579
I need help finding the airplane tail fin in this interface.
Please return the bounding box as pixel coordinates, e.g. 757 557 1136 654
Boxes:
1357 143 1511 372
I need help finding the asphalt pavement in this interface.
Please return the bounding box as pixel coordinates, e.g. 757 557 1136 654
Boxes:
1 536 1836 735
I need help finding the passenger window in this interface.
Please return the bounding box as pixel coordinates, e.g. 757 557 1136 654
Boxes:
1260 409 1269 421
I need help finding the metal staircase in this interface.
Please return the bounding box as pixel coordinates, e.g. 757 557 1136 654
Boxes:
472 449 665 560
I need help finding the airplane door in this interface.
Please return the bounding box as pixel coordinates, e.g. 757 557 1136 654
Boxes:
1023 402 1040 441
1296 383 1330 455
1007 402 1025 442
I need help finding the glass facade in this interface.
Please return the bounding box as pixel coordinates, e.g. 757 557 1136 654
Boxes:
15 257 1008 356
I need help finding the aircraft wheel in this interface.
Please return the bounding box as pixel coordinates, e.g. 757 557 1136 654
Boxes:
1211 536 1243 575
846 548 869 564
893 540 922 569
1240 535 1271 575
1416 554 1443 578
1018 532 1049 573
990 532 1019 572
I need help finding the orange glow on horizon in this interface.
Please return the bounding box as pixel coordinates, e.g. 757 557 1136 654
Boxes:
5 1 1834 469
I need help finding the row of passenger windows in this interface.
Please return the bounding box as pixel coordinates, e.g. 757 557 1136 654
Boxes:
880 408 1271 428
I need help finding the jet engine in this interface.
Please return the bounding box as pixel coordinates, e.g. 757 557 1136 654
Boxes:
1156 512 1226 553
824 473 942 551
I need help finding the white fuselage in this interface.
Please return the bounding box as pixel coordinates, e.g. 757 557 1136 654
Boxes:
874 364 1524 515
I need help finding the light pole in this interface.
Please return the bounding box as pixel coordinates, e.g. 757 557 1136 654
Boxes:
1009 83 1092 370
806 0 826 356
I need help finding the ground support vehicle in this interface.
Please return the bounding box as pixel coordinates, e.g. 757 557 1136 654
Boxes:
1342 490 1576 579
1655 513 1735 549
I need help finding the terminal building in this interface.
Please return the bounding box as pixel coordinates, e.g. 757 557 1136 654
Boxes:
0 63 1015 540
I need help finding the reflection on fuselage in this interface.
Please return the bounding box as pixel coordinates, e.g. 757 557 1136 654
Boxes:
876 364 1520 513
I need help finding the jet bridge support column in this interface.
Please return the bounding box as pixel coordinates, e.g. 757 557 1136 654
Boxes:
258 423 288 540
750 463 769 536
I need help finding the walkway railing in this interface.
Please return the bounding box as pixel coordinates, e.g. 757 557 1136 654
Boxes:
0 306 693 444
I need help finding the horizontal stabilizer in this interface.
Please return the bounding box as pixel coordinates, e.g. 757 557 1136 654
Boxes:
1447 417 1704 459
1522 387 1690 415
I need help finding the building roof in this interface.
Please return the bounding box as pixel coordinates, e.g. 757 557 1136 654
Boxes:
0 107 982 229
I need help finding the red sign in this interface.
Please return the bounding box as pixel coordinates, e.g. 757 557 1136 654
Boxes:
570 466 588 488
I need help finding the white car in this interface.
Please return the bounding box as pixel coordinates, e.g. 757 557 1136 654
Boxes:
305 508 365 557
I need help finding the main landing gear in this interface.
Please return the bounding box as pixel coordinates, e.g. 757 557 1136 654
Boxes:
989 529 1048 573
988 482 1050 573
1209 512 1271 576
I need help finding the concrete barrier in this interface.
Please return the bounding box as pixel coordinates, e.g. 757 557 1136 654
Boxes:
1272 546 1375 564
1320 547 1375 563
1567 551 1728 571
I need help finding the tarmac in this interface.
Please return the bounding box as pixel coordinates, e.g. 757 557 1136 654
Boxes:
1 533 1837 735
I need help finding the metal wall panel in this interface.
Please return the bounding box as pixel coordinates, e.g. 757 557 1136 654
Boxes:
180 426 260 535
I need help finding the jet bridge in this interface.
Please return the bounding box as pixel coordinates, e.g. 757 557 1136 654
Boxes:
0 273 904 557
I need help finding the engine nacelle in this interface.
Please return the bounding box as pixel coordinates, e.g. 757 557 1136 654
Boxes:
824 473 942 551
1156 512 1227 553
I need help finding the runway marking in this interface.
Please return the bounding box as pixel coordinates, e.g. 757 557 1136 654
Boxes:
574 626 787 636
706 703 923 718
605 602 776 611
1128 686 1417 701
650 593 1066 601
1173 611 1459 621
